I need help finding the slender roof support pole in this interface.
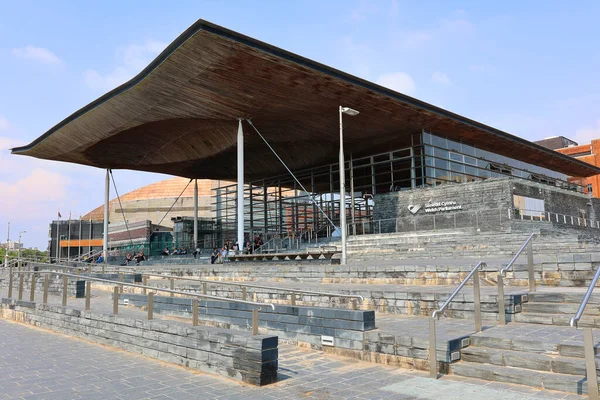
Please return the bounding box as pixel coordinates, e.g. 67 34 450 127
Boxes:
339 106 347 265
193 179 198 251
350 154 356 236
103 169 109 263
237 119 244 252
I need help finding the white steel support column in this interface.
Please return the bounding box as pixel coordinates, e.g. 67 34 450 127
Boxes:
237 120 244 251
339 107 347 265
193 179 198 250
350 154 356 236
103 169 110 263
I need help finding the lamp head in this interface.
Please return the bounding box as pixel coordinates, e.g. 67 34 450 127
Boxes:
340 107 360 116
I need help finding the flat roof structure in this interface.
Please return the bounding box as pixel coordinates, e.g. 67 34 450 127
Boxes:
11 19 600 181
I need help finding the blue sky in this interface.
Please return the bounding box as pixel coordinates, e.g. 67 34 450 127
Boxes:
2 0 600 249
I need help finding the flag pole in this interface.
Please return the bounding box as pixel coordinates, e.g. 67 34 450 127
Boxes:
56 211 61 263
67 212 71 261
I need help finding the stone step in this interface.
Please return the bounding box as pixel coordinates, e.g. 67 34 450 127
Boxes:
450 361 594 395
515 312 600 327
461 346 599 376
522 302 600 316
470 330 594 357
527 292 600 304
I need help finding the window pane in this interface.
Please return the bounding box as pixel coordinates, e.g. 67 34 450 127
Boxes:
464 156 476 165
450 162 464 173
447 139 461 152
434 158 448 170
393 149 411 159
461 144 476 156
431 135 447 149
423 132 431 144
449 152 462 162
434 147 448 159
374 154 390 162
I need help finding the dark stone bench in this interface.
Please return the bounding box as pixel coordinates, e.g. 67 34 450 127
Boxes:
228 249 339 262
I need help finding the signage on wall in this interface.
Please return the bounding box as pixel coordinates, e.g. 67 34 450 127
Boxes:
408 200 463 214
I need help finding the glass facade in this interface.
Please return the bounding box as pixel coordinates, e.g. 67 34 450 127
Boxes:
422 131 581 192
211 130 583 246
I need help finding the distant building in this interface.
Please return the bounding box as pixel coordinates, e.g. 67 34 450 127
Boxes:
48 219 104 261
549 138 600 198
2 241 23 251
535 136 579 150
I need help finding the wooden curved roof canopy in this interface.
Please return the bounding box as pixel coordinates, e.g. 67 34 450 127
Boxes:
12 19 600 180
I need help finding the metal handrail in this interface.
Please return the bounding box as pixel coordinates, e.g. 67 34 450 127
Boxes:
431 261 486 320
568 265 600 399
140 273 364 303
10 270 274 335
429 260 486 379
499 233 537 276
570 265 600 329
497 233 537 325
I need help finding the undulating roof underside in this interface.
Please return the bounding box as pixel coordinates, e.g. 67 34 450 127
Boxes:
12 19 600 181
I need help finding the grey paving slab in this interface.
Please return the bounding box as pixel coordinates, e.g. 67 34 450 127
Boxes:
0 318 585 399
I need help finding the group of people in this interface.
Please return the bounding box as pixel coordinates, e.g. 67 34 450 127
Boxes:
124 251 146 265
210 240 235 264
209 235 264 264
160 247 187 256
84 254 104 264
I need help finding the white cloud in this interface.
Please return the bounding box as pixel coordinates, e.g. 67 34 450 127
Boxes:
12 46 62 65
84 40 167 91
431 71 452 85
573 120 600 144
376 72 416 94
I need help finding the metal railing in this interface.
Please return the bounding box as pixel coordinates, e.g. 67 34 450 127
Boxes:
569 265 600 400
497 233 537 325
513 208 600 229
139 273 363 307
429 261 486 379
7 269 274 335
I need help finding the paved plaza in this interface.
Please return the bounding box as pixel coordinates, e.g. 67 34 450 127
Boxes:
0 318 586 399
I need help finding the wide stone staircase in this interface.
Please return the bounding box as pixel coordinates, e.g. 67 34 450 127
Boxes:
347 229 600 260
516 292 600 328
452 322 599 394
39 228 600 397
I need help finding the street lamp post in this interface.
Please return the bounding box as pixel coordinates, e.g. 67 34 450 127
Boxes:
339 106 359 265
17 230 26 268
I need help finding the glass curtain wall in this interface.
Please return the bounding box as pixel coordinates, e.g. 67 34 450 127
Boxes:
422 131 581 191
212 131 582 246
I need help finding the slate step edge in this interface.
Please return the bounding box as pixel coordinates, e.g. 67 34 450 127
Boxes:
515 312 599 327
461 345 600 376
470 334 599 357
450 361 594 395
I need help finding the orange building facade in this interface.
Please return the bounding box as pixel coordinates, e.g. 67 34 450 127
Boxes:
555 139 600 198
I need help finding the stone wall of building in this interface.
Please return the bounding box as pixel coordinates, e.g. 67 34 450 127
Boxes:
374 179 513 233
374 178 600 234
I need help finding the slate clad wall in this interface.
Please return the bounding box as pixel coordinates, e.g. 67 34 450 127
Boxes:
511 181 600 218
0 299 278 386
121 294 375 352
375 179 513 233
375 178 600 234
